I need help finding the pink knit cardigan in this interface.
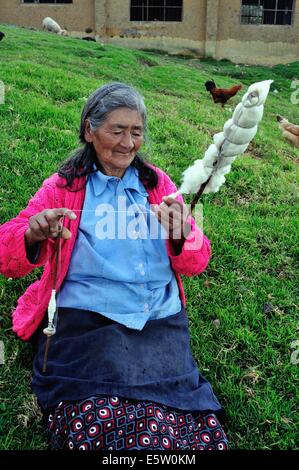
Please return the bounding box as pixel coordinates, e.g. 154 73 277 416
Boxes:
0 165 211 341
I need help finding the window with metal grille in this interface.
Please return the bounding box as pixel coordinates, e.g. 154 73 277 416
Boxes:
22 1 73 4
130 0 183 22
241 0 294 25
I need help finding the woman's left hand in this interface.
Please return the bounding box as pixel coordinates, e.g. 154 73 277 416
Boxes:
152 196 191 254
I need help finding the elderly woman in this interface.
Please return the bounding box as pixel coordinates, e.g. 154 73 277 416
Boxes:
0 83 228 451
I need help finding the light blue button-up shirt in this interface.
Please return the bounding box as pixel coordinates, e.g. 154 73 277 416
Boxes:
58 165 181 330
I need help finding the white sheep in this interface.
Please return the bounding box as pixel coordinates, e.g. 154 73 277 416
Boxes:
42 17 68 36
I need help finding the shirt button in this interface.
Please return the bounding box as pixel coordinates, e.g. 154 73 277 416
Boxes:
140 284 145 289
140 271 145 276
139 263 144 268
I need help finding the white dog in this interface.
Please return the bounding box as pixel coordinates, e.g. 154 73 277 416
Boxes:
42 17 68 36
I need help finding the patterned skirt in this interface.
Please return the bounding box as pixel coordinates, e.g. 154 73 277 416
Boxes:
46 395 228 450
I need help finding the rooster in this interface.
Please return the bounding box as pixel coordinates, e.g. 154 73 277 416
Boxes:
277 115 299 148
205 80 242 108
0 32 5 41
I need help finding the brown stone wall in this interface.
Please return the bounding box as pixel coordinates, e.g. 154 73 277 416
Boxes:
217 0 298 43
99 0 299 64
0 0 298 65
215 0 299 64
99 0 206 42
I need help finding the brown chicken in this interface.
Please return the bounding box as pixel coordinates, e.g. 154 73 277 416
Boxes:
204 80 242 107
277 115 299 148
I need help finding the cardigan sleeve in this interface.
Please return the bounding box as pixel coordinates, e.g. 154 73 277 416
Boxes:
0 178 57 279
160 170 211 277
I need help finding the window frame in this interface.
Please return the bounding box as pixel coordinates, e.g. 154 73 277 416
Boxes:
240 0 295 26
130 0 184 23
22 1 73 4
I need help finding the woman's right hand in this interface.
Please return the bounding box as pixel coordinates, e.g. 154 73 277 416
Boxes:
25 208 77 247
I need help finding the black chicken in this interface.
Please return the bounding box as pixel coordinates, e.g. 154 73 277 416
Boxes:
0 32 5 41
82 36 96 42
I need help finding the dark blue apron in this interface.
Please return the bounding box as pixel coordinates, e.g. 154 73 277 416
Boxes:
32 306 222 414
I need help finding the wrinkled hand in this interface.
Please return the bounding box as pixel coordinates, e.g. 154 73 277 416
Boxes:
152 197 191 254
25 208 77 248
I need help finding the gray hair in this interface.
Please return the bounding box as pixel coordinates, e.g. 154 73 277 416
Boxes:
79 82 147 143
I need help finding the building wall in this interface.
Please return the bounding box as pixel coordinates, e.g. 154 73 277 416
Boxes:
104 0 206 41
96 0 206 56
98 0 299 65
215 0 299 64
0 0 298 65
0 0 95 35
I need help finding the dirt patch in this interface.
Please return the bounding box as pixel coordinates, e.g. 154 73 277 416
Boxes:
138 57 157 67
247 142 263 160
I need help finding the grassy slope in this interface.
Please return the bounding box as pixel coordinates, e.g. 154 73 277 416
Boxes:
0 24 298 450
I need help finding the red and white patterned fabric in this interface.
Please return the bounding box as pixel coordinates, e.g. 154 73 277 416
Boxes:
46 395 228 451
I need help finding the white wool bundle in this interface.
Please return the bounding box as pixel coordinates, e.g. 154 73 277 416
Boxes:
173 80 273 197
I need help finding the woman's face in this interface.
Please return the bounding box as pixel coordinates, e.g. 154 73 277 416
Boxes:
85 107 144 178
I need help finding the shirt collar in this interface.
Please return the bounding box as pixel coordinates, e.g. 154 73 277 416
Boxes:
90 163 148 197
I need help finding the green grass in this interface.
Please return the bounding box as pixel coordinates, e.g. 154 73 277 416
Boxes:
0 24 298 450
